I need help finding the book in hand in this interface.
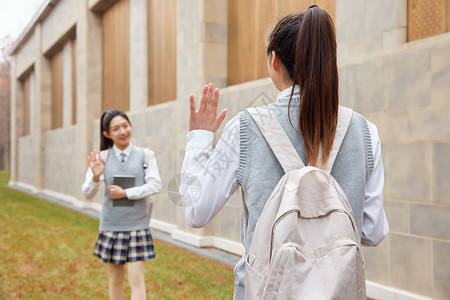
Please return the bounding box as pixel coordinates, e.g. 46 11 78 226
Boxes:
112 175 135 207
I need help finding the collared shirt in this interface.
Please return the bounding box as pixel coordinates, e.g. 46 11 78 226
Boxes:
81 143 161 199
180 86 389 247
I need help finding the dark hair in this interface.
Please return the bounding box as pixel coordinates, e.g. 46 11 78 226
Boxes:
100 109 132 151
267 6 338 167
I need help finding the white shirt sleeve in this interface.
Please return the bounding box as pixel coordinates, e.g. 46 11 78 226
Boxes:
81 167 104 199
125 149 162 199
361 121 390 246
180 116 240 228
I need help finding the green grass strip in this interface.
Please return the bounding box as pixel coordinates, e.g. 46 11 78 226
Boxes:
0 170 234 299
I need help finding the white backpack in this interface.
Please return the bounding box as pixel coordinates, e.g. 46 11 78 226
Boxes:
244 106 366 300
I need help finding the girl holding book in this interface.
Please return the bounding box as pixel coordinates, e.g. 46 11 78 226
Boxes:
82 109 161 300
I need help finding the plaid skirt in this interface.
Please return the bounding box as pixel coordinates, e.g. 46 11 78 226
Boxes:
94 229 155 264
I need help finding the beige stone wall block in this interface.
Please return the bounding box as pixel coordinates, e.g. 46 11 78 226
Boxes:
390 234 432 297
352 57 388 113
338 66 356 108
16 33 37 77
177 46 204 98
144 103 179 136
383 143 431 202
366 111 409 143
433 143 450 204
44 127 81 197
127 112 145 138
9 58 18 182
433 241 450 299
204 0 227 25
382 27 407 49
204 23 227 44
129 0 148 111
335 0 366 42
365 0 406 34
152 193 178 224
362 235 390 285
204 43 227 79
177 0 202 31
213 203 241 243
385 200 410 233
177 79 205 105
388 49 431 110
410 204 450 240
155 150 178 188
91 119 100 151
177 30 192 51
337 41 350 62
41 0 78 53
381 148 390 199
175 100 190 133
203 77 227 91
408 107 450 142
18 136 38 186
431 42 450 106
62 42 73 127
346 33 383 57
218 77 275 111
28 73 36 135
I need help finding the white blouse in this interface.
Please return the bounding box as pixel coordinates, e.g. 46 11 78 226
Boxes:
81 143 162 200
180 87 389 247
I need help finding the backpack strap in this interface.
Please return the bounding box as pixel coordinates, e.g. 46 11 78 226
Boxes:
247 107 305 173
318 106 353 174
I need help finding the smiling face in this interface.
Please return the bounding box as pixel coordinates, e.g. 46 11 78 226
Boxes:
103 115 132 150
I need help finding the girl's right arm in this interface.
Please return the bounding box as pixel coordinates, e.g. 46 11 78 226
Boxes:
180 83 234 228
81 150 107 199
180 116 240 228
81 168 103 199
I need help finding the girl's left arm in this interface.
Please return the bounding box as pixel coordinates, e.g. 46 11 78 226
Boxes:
125 149 162 199
361 122 389 246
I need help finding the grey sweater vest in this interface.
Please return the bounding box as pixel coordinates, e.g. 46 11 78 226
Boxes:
233 97 374 299
100 145 149 231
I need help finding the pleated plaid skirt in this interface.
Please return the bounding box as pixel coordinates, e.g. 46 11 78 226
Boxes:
94 229 155 264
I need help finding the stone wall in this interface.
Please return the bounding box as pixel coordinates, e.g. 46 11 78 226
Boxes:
17 135 38 186
340 33 450 299
44 126 80 197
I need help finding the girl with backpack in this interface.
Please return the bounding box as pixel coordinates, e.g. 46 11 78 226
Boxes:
180 6 389 299
82 109 161 300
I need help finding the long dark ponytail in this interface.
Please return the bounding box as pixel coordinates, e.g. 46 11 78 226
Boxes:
266 6 338 167
100 109 132 151
296 5 338 167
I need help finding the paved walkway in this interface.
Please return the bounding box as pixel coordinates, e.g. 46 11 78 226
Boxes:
11 185 241 267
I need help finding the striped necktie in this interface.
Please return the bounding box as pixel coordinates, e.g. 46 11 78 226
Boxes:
120 152 126 163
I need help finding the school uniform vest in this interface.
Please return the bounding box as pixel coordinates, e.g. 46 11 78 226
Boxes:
100 145 149 231
233 97 374 299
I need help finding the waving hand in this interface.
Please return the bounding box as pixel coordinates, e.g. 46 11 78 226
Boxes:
189 83 227 132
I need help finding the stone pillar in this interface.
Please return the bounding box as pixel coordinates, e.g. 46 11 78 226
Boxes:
28 72 35 135
129 0 148 111
9 57 18 183
173 0 228 240
34 23 52 190
75 0 103 199
176 0 228 101
62 41 73 127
